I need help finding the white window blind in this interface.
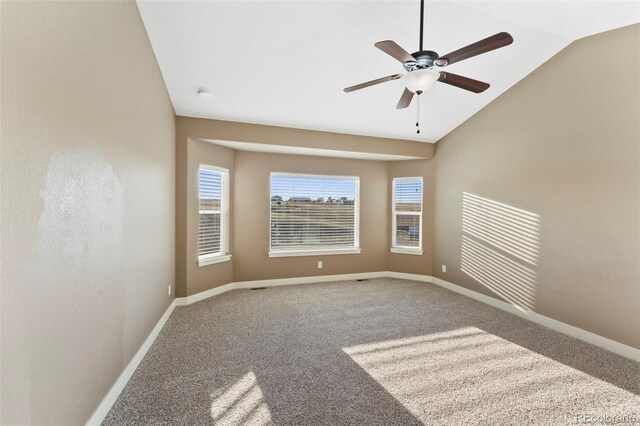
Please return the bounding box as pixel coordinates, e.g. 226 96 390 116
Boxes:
270 173 360 256
198 166 229 265
392 177 423 250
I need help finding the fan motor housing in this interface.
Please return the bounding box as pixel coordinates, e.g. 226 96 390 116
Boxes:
404 50 439 72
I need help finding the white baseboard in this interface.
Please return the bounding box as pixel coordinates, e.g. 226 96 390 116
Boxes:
233 271 389 289
176 271 390 306
85 298 180 426
87 271 388 425
88 271 639 424
429 276 640 362
177 271 639 361
182 281 235 305
386 271 432 282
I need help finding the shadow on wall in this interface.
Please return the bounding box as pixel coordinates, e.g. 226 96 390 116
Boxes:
461 192 540 311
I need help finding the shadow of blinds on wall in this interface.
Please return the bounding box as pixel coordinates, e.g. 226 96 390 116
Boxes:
461 192 540 311
270 173 360 254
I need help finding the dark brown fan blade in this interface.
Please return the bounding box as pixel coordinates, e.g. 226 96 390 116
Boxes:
396 88 414 109
435 32 513 66
343 74 403 93
375 40 416 64
438 72 490 93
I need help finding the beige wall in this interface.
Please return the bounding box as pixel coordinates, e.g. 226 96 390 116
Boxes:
433 24 640 349
388 160 435 276
178 148 440 292
233 151 390 282
1 1 176 423
176 141 395 295
3 2 636 423
183 139 235 296
176 116 434 159
175 117 434 296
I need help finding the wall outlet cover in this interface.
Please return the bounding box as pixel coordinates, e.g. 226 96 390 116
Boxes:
442 265 447 273
318 261 323 269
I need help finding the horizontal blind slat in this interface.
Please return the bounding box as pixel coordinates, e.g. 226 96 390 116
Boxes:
393 178 422 247
199 168 224 257
270 174 358 251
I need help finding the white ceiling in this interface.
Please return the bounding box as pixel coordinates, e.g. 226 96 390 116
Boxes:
455 1 640 40
137 1 639 144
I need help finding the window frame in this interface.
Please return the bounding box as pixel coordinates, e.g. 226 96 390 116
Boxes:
198 164 231 267
391 176 424 255
268 172 361 258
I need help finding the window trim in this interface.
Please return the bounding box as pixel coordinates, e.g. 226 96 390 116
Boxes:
268 172 361 257
391 176 423 254
269 248 361 258
198 164 230 267
198 254 232 267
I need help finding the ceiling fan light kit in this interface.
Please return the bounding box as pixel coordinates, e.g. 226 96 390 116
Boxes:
343 0 514 116
403 69 440 93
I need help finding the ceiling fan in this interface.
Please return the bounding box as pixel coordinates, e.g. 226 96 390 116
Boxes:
343 0 514 110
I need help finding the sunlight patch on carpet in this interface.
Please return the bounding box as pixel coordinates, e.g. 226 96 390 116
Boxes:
210 371 273 425
343 327 640 424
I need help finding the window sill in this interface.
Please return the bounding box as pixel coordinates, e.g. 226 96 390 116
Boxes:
198 254 232 267
269 248 361 258
390 247 423 256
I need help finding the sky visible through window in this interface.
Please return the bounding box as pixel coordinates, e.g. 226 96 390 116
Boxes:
199 173 422 202
199 169 221 200
271 175 356 201
395 179 422 203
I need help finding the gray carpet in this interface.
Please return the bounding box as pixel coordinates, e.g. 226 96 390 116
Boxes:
104 278 640 425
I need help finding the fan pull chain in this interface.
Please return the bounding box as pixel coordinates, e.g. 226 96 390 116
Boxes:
416 95 421 134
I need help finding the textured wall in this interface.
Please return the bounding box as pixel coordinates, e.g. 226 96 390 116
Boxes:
1 1 175 423
433 24 640 348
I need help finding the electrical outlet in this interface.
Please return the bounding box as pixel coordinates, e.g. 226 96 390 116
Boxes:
318 261 323 269
442 265 447 273
168 285 172 296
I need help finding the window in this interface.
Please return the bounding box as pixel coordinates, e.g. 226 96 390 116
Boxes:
270 173 360 257
391 177 423 255
198 165 230 266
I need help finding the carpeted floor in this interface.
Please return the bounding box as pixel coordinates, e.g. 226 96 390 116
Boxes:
104 278 640 425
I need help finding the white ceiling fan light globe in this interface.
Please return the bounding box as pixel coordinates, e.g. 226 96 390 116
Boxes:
403 69 440 93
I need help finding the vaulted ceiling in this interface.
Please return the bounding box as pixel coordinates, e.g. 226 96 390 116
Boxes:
137 1 639 143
